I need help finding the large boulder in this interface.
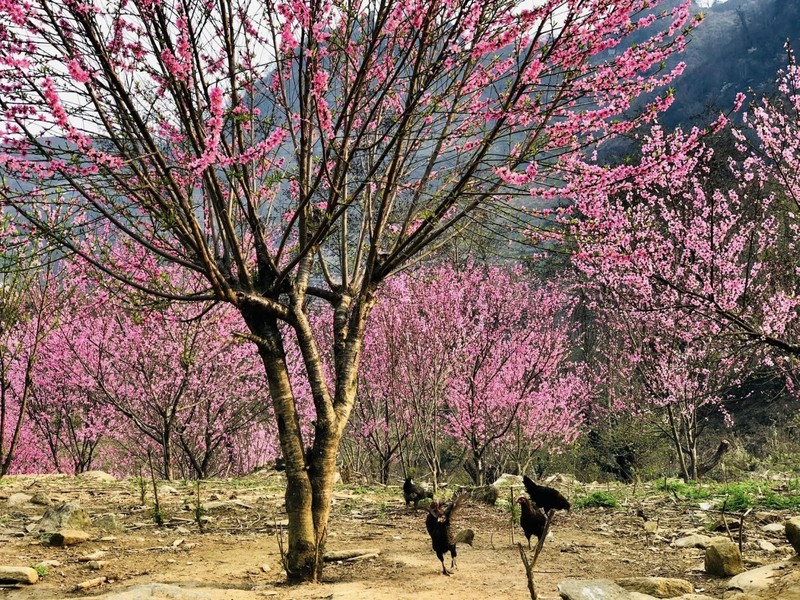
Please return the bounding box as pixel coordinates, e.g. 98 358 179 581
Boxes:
558 579 637 599
704 539 744 576
727 560 790 596
0 566 38 585
785 517 800 555
616 576 694 598
38 502 92 532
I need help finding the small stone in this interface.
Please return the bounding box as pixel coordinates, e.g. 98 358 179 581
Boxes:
785 517 800 555
80 551 108 561
762 523 785 534
7 493 32 507
705 540 744 576
758 539 777 553
50 529 91 546
558 579 636 599
159 485 179 495
88 561 109 570
261 564 271 573
77 470 116 482
99 536 117 542
0 566 38 584
94 514 122 533
30 491 52 506
616 576 694 598
35 560 60 568
673 534 714 549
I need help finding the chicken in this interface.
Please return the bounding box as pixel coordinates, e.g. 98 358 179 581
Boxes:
523 475 570 512
426 494 466 575
517 496 547 549
403 476 433 509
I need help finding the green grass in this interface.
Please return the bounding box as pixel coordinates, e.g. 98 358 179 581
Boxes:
655 479 800 511
575 490 620 508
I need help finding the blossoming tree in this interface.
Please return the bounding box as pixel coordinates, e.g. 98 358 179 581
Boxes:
0 0 696 579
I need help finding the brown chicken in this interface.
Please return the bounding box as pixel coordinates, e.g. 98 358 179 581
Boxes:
517 496 547 549
425 494 466 575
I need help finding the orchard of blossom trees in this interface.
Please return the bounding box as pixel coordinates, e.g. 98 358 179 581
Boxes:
1 0 799 582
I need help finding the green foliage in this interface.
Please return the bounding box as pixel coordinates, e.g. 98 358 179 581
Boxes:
576 491 619 508
31 564 49 578
152 504 165 526
657 479 712 500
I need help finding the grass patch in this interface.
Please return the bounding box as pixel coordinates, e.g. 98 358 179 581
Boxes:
656 479 712 500
31 564 49 578
576 490 619 508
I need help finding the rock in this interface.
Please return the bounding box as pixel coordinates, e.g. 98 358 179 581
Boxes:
323 548 381 562
0 566 38 584
616 576 694 598
7 493 32 507
785 517 800 554
38 502 92 532
705 540 744 576
558 579 638 599
79 551 108 561
50 529 91 546
260 564 271 573
94 514 122 532
763 523 785 534
674 534 717 549
34 560 60 568
758 539 777 553
727 560 790 596
492 473 524 488
159 485 179 495
88 561 109 570
91 583 211 599
77 470 116 482
30 491 52 506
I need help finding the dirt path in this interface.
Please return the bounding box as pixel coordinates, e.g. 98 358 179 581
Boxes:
0 473 795 599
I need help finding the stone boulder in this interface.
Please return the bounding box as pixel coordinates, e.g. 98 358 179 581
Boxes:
38 502 91 532
727 560 790 596
6 493 32 507
673 534 728 549
558 579 638 599
0 566 38 585
77 470 116 482
704 539 744 576
30 491 52 506
785 517 800 555
49 529 91 546
616 576 694 598
492 473 524 488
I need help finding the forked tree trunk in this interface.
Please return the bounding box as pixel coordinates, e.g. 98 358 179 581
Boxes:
243 306 364 581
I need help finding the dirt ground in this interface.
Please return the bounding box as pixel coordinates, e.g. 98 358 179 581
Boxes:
0 471 797 599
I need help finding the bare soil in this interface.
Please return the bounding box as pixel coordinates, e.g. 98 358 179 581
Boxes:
0 472 797 599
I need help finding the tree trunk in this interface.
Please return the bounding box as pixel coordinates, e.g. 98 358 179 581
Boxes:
243 312 337 581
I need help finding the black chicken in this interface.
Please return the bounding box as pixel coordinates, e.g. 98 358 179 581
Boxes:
523 475 570 512
516 496 547 549
403 477 433 509
426 494 466 576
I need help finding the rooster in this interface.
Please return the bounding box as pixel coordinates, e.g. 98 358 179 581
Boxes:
426 494 467 575
523 475 570 512
516 496 547 549
403 477 433 509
